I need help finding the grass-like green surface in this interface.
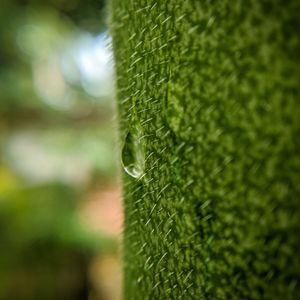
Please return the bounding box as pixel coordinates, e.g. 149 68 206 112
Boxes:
111 1 300 299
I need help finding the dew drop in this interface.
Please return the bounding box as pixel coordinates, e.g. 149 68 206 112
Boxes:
121 124 145 179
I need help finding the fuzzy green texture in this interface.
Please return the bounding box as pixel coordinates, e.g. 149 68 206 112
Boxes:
110 1 300 299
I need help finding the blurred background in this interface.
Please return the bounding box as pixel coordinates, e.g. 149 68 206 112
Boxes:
0 0 122 299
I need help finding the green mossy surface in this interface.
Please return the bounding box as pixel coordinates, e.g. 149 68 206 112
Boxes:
110 1 300 299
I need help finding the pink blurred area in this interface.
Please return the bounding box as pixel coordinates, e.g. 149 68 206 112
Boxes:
80 185 123 237
81 185 123 300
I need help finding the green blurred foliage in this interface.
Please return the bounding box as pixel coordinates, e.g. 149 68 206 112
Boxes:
0 0 107 117
0 185 115 298
0 0 118 299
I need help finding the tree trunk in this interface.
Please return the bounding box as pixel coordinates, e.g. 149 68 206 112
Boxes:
110 1 300 299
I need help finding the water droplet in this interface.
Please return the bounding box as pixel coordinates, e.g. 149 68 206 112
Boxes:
121 124 145 179
166 82 184 135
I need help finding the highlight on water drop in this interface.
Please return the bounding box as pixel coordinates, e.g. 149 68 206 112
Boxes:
121 124 145 179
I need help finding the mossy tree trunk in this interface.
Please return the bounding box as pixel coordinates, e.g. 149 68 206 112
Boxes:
110 1 300 299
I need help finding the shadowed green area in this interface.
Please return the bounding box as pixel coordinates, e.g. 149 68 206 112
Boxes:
110 0 300 299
